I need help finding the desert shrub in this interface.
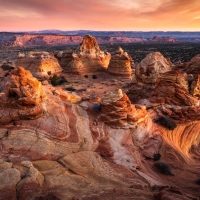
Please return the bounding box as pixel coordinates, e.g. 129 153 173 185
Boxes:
92 74 97 79
154 116 177 130
153 153 161 161
65 87 76 92
1 64 14 71
5 158 12 162
154 162 173 175
92 103 101 113
47 71 51 76
195 178 200 185
84 75 88 78
50 74 68 86
21 173 29 179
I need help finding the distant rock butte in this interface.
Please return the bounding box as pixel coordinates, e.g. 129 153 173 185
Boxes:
15 51 62 79
107 46 132 78
100 89 147 127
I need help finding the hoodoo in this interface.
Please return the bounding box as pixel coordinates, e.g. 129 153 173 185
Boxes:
67 34 111 74
107 46 132 78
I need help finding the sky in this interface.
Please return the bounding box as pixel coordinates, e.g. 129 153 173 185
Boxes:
0 0 200 31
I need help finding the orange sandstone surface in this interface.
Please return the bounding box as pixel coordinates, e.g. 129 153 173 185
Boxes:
0 39 199 199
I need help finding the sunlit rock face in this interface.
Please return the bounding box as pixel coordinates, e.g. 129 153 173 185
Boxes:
100 89 147 128
150 70 199 106
54 48 73 69
135 52 172 84
0 67 46 124
67 34 111 74
107 46 132 78
128 52 172 103
15 51 62 79
183 54 200 74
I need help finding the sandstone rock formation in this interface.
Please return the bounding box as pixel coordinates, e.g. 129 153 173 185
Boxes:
0 54 199 199
15 51 62 79
183 54 200 74
100 89 147 127
129 52 172 103
0 67 46 124
67 35 111 74
149 70 199 106
54 48 73 68
135 52 172 84
107 46 132 78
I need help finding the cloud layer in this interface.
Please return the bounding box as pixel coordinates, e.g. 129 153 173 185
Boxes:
0 0 199 31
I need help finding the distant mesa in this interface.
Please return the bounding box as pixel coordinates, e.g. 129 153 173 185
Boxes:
16 51 62 79
107 46 133 78
150 36 178 43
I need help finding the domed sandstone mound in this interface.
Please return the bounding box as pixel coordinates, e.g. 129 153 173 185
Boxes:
128 52 172 103
15 51 62 79
135 52 172 84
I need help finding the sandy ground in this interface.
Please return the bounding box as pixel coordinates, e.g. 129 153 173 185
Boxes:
57 72 131 101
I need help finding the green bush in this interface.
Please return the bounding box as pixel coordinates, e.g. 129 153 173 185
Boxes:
154 162 173 175
154 116 177 130
153 153 161 161
92 74 97 79
50 74 68 86
1 64 14 71
195 178 200 185
65 87 76 92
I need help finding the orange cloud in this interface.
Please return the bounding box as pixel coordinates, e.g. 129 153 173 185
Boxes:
0 0 199 31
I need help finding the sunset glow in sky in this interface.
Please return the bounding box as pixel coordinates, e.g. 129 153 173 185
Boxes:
0 0 200 31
